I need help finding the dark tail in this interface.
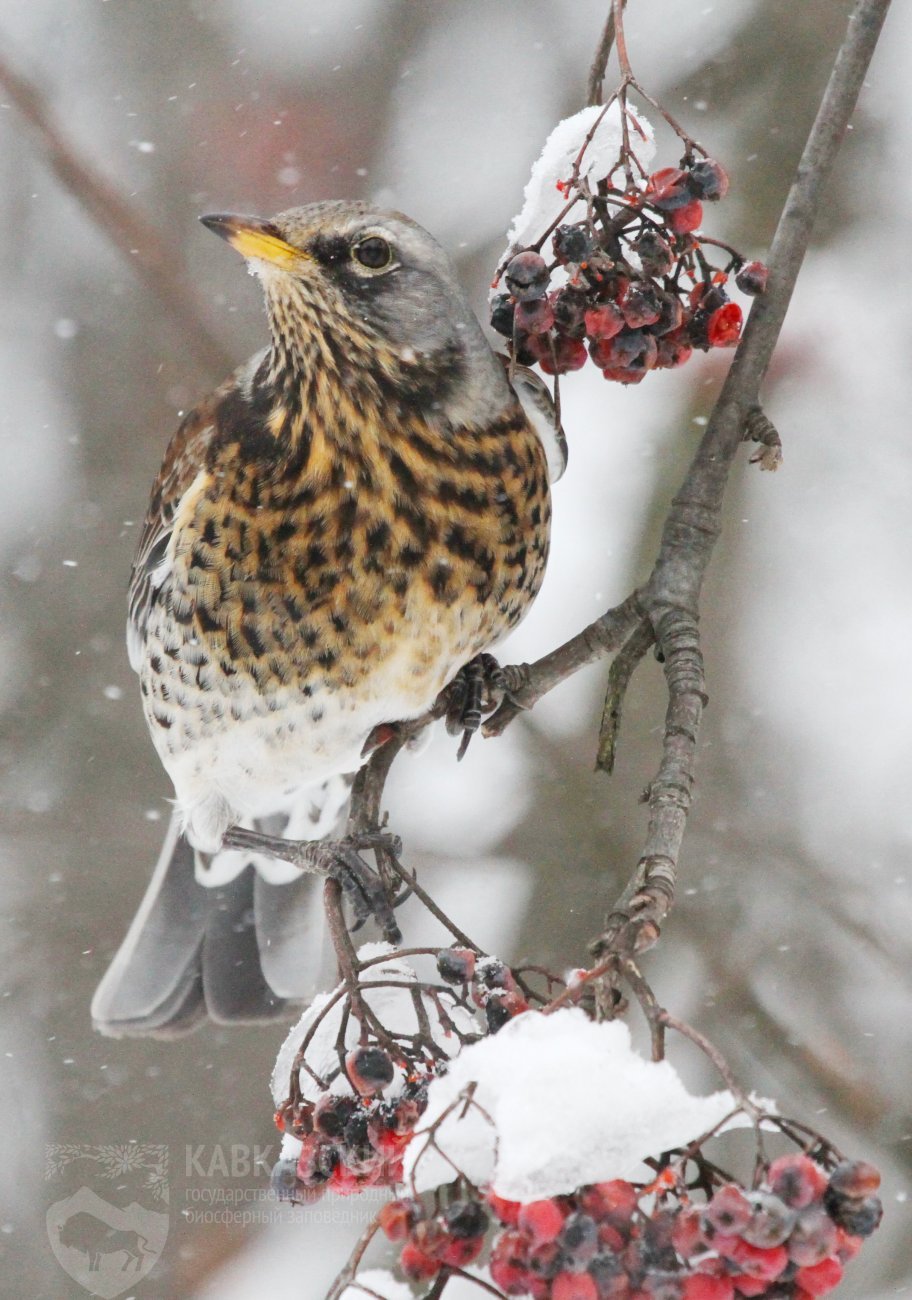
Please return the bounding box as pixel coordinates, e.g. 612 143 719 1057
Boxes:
92 811 330 1038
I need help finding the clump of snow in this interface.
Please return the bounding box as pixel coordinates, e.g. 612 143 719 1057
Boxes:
403 1008 768 1201
502 103 656 267
270 944 479 1107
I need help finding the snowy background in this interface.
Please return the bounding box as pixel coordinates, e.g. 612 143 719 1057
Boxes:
0 0 909 1296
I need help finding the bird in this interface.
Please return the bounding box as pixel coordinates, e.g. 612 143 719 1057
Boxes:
91 200 565 1037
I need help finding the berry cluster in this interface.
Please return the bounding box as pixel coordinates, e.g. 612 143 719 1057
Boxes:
381 1192 491 1278
271 1049 432 1202
381 1154 879 1297
492 156 768 386
436 945 531 1033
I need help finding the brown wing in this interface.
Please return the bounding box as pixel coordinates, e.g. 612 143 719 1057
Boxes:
126 368 244 671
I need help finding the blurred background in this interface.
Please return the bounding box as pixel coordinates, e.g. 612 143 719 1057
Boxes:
0 0 909 1295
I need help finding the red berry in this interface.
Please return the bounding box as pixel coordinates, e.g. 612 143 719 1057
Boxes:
647 167 691 210
671 1205 707 1259
602 365 647 385
667 200 703 234
788 1207 839 1266
735 261 768 296
579 1180 638 1222
706 302 742 347
519 1198 567 1244
553 1272 598 1300
702 1184 752 1236
538 335 588 375
584 302 625 341
795 1256 844 1297
731 1279 768 1298
439 1234 485 1267
833 1228 863 1262
725 1238 789 1281
487 1190 522 1224
688 159 730 201
655 333 693 369
683 1278 734 1300
767 1154 829 1209
622 283 663 329
491 1230 532 1295
378 1198 421 1241
596 1221 627 1253
516 298 556 334
827 1159 881 1199
400 1240 440 1281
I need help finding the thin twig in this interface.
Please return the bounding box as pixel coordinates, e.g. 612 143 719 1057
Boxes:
595 618 655 773
0 47 231 376
483 590 644 736
586 5 619 105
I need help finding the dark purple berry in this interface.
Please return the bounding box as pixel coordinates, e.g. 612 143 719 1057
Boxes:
827 1160 881 1199
436 946 476 984
622 282 663 328
688 158 730 200
270 1157 303 1202
346 1045 395 1095
553 223 595 264
313 1094 358 1138
505 250 549 300
560 1212 599 1268
735 260 769 296
444 1198 490 1239
490 293 516 337
486 996 513 1033
633 230 674 276
824 1191 883 1237
551 286 588 337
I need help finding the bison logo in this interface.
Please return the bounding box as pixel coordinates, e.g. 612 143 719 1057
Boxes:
47 1186 168 1297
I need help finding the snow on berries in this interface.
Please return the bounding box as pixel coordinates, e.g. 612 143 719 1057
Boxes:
492 103 767 387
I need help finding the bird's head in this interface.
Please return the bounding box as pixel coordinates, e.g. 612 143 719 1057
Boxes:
200 201 508 427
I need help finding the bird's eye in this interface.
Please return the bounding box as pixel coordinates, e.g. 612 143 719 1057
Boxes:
352 236 393 270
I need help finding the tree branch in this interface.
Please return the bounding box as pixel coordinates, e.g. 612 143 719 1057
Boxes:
0 48 231 377
592 0 892 955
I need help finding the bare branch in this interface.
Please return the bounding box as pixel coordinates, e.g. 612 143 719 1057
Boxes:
483 591 644 737
595 617 654 773
0 48 231 376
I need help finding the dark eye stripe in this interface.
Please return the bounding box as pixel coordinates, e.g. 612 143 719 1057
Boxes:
353 236 392 269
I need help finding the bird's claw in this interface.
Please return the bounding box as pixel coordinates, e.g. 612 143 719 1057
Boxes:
445 653 507 760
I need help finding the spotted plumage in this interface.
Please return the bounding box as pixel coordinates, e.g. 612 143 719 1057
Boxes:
93 200 558 1037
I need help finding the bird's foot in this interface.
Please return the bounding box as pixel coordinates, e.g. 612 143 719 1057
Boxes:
222 826 402 943
445 653 508 760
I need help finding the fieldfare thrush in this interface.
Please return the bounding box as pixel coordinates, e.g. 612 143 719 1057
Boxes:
92 201 565 1037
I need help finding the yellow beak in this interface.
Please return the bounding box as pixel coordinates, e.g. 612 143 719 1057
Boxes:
199 213 306 269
